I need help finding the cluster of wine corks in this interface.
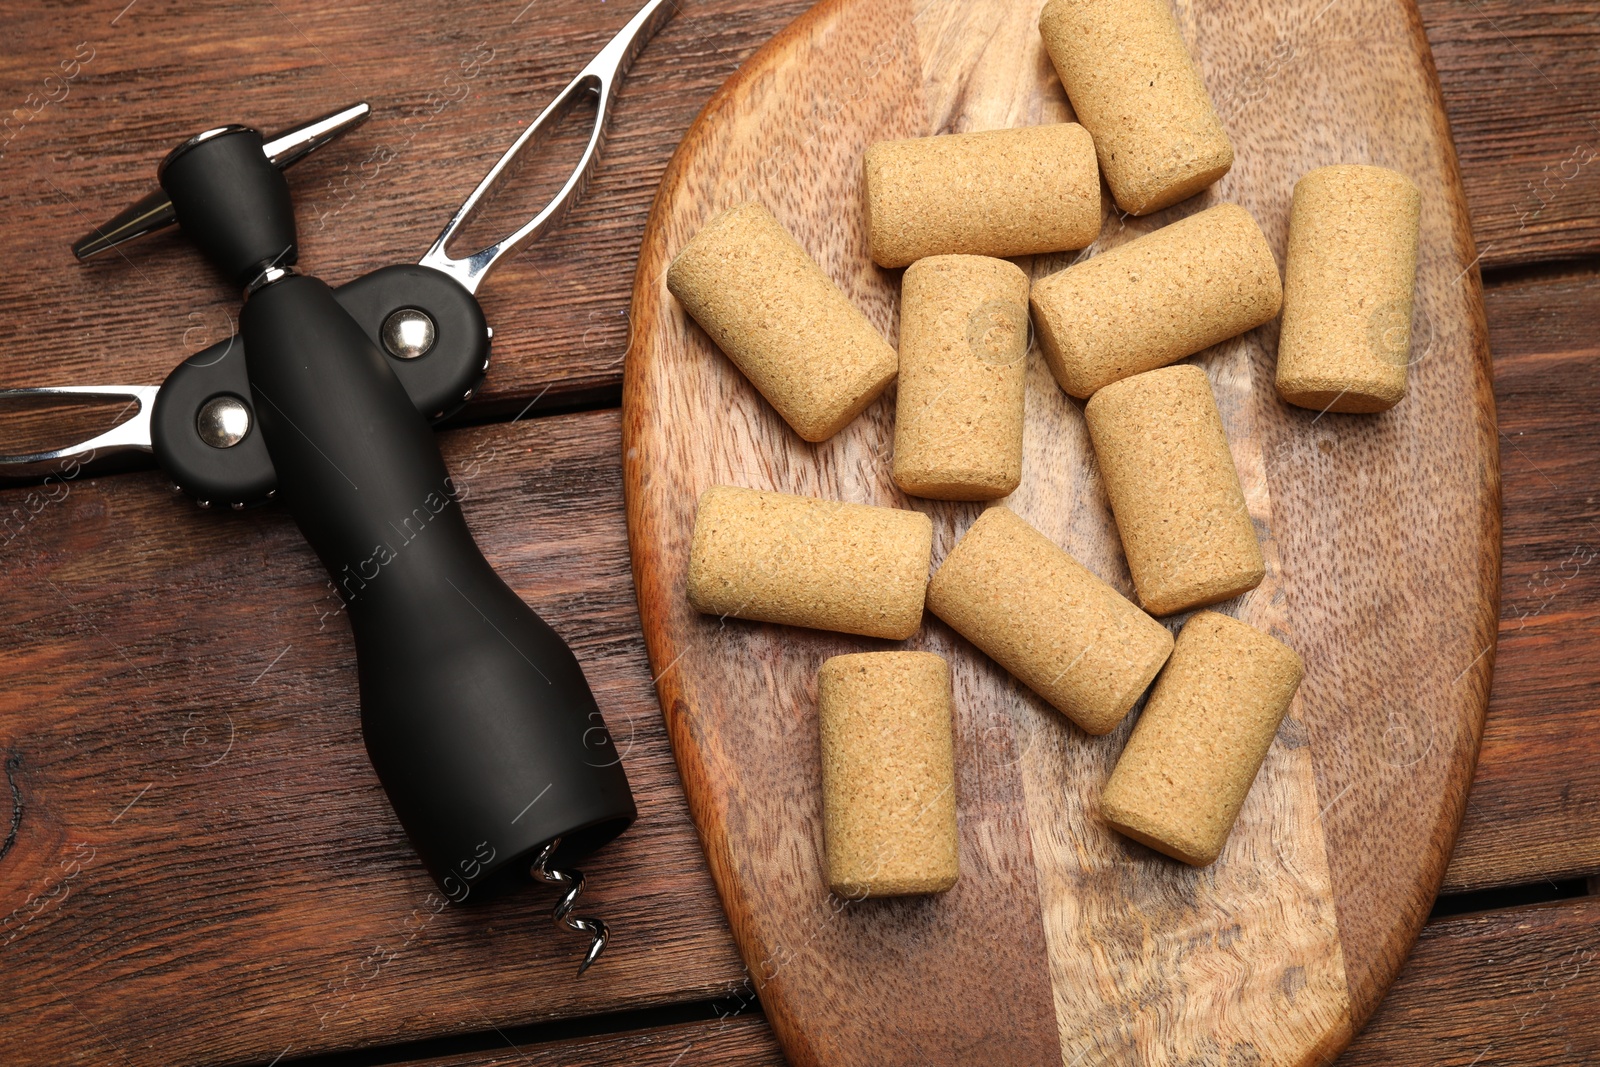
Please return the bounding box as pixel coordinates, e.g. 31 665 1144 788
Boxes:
818 652 960 897
926 506 1174 734
893 256 1030 501
863 123 1102 268
1038 0 1234 215
1100 612 1304 866
1276 164 1423 413
685 486 932 640
1085 365 1264 616
1030 203 1282 398
665 202 897 442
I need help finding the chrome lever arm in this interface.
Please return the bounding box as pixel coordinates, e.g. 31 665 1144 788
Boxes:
0 385 159 476
261 102 372 169
418 0 674 294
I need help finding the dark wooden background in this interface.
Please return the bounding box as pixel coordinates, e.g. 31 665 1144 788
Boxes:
0 0 1595 1064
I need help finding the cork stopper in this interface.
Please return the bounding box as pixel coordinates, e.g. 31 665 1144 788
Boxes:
1276 164 1423 413
863 123 1102 268
926 506 1174 735
666 202 898 442
1084 365 1265 616
893 255 1030 501
1030 203 1282 398
1038 0 1234 215
686 486 933 640
1099 611 1304 866
819 651 959 897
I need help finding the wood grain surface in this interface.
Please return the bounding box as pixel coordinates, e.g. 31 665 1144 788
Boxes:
377 895 1600 1066
1341 895 1600 1065
0 0 1596 1063
360 1015 788 1067
624 0 1499 1064
1443 268 1600 893
1422 0 1600 269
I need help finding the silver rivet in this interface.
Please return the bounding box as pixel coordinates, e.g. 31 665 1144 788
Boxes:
197 499 212 509
197 395 251 448
230 501 245 511
382 308 436 360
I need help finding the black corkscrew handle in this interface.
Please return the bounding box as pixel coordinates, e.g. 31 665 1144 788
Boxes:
241 272 636 891
159 127 636 904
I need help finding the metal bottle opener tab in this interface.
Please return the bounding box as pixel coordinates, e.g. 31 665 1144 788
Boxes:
1 0 674 976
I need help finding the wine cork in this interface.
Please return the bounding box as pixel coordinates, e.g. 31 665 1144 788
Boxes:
666 202 898 442
685 486 932 640
1030 203 1282 398
863 123 1102 268
893 255 1030 501
926 506 1174 735
1084 365 1264 616
1100 611 1304 866
1038 0 1234 215
819 651 959 897
1276 164 1423 413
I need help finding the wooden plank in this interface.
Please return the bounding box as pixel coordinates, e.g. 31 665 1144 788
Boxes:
355 1015 786 1067
0 0 1592 438
1445 266 1600 892
377 896 1600 1066
1416 0 1600 270
1341 896 1600 1064
0 410 746 1066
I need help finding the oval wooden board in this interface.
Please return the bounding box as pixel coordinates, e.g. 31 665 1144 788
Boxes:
622 0 1499 1062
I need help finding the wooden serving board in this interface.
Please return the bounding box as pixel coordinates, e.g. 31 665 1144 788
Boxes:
622 0 1499 1063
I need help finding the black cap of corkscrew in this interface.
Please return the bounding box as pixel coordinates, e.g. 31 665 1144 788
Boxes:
159 126 298 288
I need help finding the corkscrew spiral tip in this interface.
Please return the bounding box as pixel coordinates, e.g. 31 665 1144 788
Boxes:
531 837 610 977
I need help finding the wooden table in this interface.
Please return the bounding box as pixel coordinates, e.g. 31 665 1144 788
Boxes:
0 1 1595 1064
